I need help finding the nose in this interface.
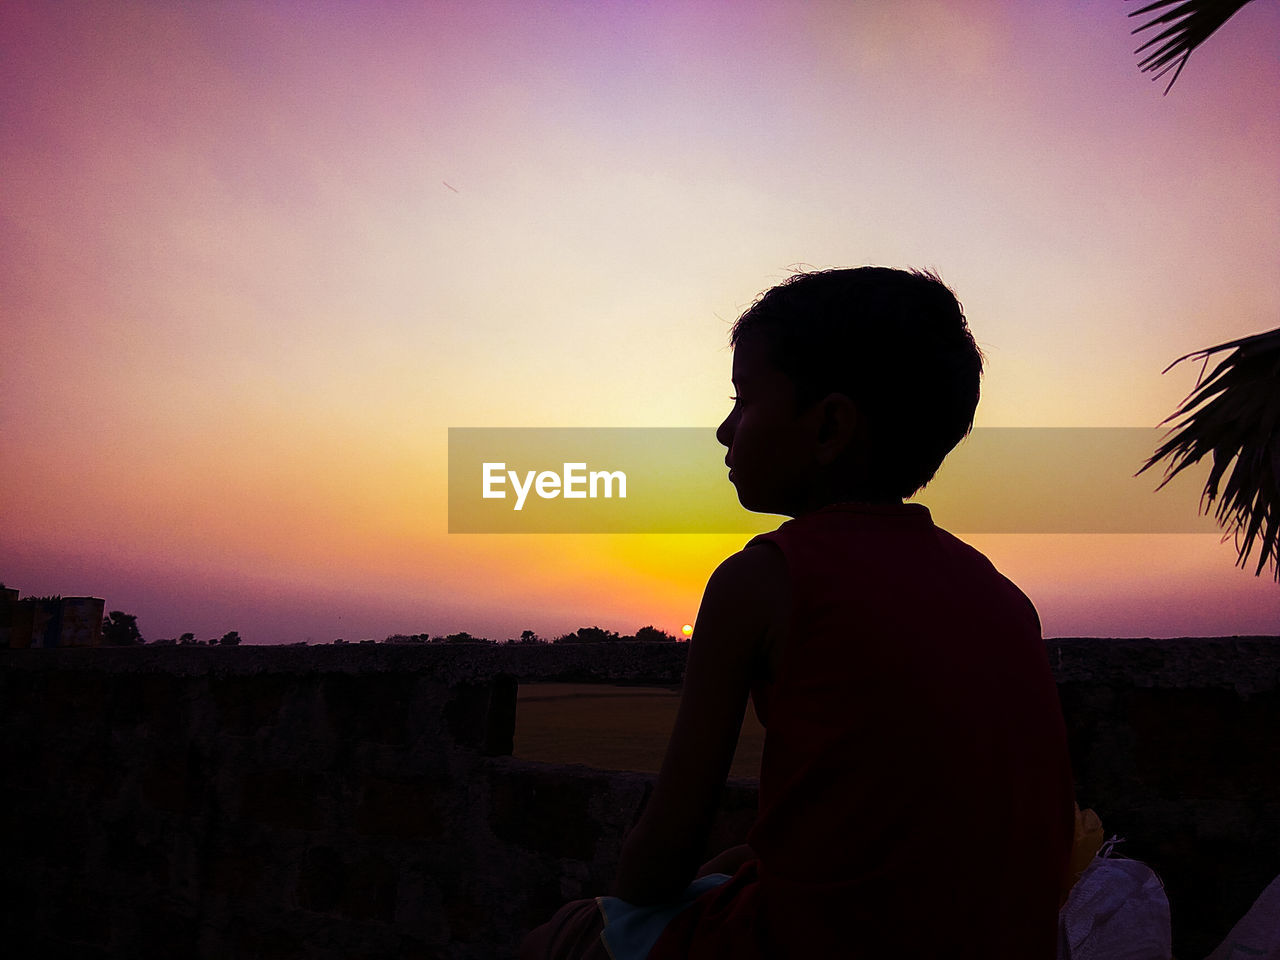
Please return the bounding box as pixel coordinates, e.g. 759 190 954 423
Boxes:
716 408 736 450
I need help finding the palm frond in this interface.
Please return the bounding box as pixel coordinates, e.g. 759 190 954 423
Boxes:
1128 0 1255 93
1138 325 1280 579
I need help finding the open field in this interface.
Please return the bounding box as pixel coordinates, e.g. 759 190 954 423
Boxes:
514 682 766 779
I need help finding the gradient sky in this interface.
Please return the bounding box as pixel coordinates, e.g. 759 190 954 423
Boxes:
3 0 1278 643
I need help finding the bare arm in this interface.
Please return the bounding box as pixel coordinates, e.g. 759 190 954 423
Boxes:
612 543 785 904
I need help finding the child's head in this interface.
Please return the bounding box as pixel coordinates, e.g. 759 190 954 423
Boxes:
724 266 982 504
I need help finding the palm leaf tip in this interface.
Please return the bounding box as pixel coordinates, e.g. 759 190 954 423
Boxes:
1142 326 1280 580
1127 0 1255 93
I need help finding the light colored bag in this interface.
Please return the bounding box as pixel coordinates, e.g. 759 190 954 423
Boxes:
1058 837 1173 960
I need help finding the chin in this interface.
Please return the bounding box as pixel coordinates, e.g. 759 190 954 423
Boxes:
732 487 760 512
735 490 788 517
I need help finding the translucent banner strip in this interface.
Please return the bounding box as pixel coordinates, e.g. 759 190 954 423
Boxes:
447 428 1221 534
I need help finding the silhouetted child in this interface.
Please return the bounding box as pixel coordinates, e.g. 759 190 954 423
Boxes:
522 267 1075 959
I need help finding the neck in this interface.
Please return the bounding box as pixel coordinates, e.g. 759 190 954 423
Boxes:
785 485 903 518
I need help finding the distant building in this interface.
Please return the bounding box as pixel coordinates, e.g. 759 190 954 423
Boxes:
0 593 105 648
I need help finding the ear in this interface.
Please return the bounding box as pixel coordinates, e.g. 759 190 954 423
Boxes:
811 392 860 466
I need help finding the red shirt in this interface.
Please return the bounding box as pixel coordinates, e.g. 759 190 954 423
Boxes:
652 502 1074 959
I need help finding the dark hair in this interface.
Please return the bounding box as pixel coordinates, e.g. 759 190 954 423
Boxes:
730 266 983 499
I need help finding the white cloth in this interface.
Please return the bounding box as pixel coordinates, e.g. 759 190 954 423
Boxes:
1058 845 1172 960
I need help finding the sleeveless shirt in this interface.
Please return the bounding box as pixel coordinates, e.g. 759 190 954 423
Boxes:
650 502 1074 959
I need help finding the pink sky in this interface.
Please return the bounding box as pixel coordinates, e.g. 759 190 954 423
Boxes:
3 1 1277 642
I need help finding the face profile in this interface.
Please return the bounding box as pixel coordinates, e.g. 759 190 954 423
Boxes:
716 333 821 517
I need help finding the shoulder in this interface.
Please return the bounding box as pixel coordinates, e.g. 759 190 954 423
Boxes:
707 537 788 595
931 526 1042 633
700 539 788 636
694 539 789 679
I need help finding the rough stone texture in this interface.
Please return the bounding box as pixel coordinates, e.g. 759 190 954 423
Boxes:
0 638 1277 959
1046 637 1280 957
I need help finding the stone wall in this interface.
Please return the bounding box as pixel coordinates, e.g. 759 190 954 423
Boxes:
1050 637 1280 957
0 638 1276 959
0 594 105 648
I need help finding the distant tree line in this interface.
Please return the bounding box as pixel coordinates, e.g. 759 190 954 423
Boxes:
382 631 493 644
377 624 680 645
144 624 243 647
554 624 679 643
92 613 678 647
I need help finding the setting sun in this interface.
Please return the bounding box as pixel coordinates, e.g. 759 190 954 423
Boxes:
681 624 694 638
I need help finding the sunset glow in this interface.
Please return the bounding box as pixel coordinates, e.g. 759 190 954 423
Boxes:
3 1 1277 642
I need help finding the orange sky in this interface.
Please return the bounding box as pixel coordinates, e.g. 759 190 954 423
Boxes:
2 1 1277 642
